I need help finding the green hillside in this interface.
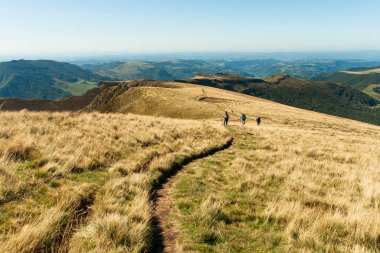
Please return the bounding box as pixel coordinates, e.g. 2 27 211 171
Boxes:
320 67 380 101
321 71 380 90
0 60 108 99
362 83 380 101
179 74 380 125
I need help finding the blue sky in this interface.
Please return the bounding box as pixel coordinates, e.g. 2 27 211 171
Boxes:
0 0 379 56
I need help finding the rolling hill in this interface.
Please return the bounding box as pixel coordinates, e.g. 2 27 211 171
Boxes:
0 81 379 252
1 75 380 125
320 66 380 100
320 67 380 90
0 60 110 99
178 73 380 125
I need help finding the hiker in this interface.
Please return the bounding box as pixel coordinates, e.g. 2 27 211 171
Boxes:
256 116 261 126
223 111 229 126
240 113 247 125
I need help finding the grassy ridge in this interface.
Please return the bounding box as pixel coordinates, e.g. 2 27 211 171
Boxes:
179 74 380 125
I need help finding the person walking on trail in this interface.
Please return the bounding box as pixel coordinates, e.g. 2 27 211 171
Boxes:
240 113 247 125
223 111 229 126
256 116 261 126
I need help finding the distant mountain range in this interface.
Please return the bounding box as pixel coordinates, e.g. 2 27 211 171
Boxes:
83 59 380 80
2 59 380 100
0 60 109 99
1 59 380 125
83 60 252 81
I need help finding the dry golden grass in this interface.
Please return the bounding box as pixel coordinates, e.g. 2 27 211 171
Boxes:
1 81 380 252
260 122 380 252
169 117 380 251
124 82 380 252
0 110 229 252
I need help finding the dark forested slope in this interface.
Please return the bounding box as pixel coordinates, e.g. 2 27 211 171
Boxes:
0 60 109 99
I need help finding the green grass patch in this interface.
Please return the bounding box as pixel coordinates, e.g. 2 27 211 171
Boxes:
67 170 108 185
57 79 98 96
362 83 380 101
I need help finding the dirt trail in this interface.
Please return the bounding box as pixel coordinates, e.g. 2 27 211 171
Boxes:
149 138 234 253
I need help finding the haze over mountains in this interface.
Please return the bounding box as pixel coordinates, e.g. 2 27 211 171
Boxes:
83 58 380 80
1 57 380 125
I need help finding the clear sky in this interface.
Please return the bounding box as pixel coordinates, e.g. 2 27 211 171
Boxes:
1 0 380 57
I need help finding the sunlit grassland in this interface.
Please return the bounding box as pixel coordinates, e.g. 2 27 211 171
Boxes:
132 83 380 252
0 80 380 252
168 118 380 252
0 111 230 252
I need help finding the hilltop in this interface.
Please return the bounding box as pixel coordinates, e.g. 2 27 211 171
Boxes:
178 73 380 125
320 66 380 101
0 60 110 99
0 81 379 252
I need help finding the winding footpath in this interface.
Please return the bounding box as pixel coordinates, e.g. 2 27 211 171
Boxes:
149 137 234 253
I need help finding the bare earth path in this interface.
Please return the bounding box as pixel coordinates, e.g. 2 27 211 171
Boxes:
154 170 184 253
150 135 234 253
152 125 274 252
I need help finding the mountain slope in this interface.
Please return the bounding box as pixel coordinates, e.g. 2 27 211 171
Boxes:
362 83 380 101
0 60 109 99
81 79 380 252
0 82 122 111
1 80 380 252
320 66 380 101
177 74 380 125
321 71 380 90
